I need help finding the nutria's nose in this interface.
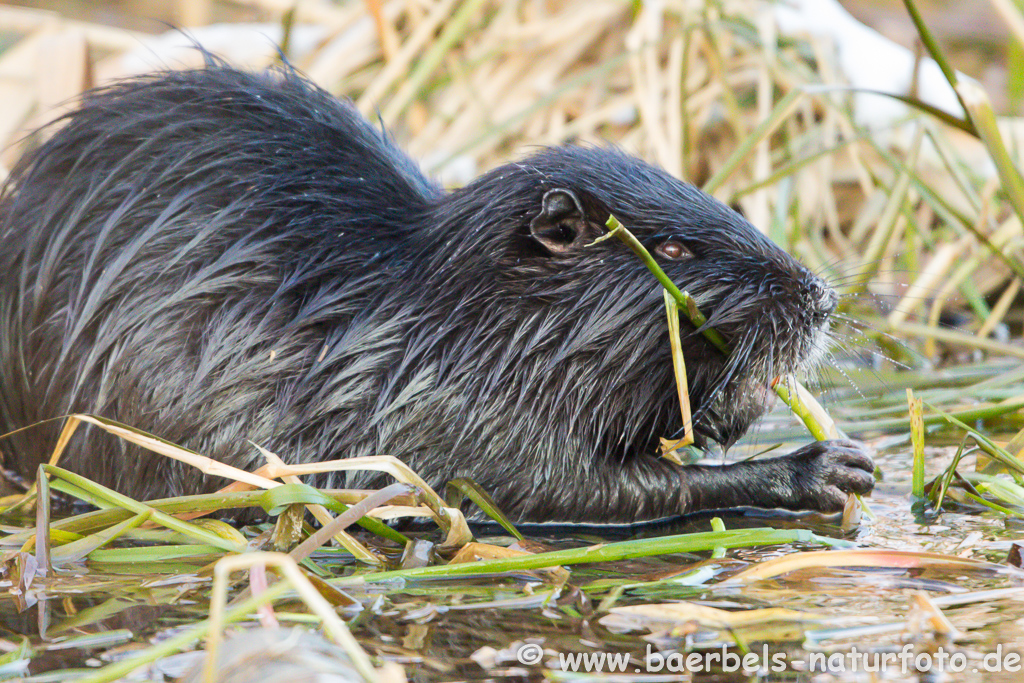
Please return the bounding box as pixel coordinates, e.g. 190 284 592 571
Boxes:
804 277 838 321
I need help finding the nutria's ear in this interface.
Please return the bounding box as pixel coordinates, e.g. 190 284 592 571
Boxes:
529 188 586 254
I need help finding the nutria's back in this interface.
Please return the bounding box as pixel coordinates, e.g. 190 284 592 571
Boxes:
0 65 874 522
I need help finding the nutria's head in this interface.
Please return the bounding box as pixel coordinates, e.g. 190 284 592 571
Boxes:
425 146 836 454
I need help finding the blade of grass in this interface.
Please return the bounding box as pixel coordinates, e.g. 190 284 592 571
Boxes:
803 84 974 135
924 402 1024 476
900 0 971 115
336 528 849 584
445 478 522 541
86 544 225 563
34 465 50 575
664 290 694 446
381 0 489 122
41 465 245 553
250 443 381 565
702 87 803 196
50 512 153 566
771 378 838 441
957 79 1024 229
930 439 969 510
909 389 926 498
260 482 409 546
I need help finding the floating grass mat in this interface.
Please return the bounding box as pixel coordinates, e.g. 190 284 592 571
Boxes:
0 404 1022 680
0 420 844 681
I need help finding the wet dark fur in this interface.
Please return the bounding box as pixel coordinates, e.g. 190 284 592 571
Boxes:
0 65 873 522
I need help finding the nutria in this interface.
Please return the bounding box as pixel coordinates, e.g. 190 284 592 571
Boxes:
0 64 873 523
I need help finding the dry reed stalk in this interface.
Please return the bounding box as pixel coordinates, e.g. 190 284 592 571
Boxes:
177 0 212 27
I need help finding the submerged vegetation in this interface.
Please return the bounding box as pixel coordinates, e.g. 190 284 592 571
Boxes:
0 0 1023 680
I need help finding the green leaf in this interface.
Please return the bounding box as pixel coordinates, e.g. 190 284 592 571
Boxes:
446 478 522 541
261 482 408 545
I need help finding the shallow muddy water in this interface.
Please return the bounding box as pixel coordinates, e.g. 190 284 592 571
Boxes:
5 415 1024 682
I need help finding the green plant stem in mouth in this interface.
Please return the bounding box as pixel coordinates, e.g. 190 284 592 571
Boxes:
591 215 729 355
592 214 836 442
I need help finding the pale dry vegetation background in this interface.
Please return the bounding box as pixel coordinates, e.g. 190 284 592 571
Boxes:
0 0 1022 363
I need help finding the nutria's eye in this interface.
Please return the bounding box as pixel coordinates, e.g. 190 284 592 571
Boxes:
656 240 692 260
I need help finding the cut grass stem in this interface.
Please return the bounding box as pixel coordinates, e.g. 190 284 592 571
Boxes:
598 214 836 442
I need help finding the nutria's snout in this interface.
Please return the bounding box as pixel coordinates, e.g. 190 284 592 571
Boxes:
802 275 839 327
791 271 839 371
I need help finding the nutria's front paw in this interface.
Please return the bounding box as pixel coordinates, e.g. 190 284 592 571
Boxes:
787 439 875 512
